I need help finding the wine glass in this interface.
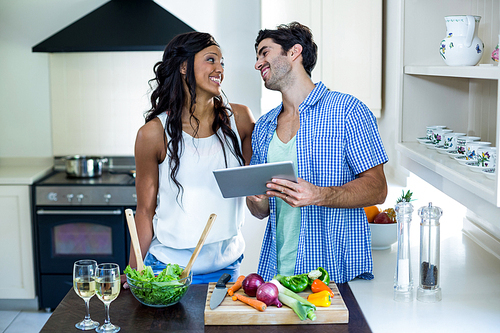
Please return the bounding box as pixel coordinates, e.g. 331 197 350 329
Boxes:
73 259 99 330
95 263 121 333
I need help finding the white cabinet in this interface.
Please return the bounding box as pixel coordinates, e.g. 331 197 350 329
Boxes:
396 1 500 243
0 185 35 299
260 0 382 117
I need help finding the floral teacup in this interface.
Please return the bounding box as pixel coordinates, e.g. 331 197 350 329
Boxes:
466 141 491 161
477 147 497 168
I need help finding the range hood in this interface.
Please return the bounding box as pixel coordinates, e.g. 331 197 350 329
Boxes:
32 0 195 52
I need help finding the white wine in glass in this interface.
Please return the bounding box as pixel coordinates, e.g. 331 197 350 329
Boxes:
73 260 99 330
95 263 121 333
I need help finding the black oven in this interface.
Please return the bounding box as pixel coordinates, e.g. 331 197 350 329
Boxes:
33 159 136 310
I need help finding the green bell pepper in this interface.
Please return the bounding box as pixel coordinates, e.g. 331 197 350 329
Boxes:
275 274 309 293
307 267 330 286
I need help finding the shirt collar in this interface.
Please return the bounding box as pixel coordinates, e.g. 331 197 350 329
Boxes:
266 81 327 121
264 81 327 125
301 81 327 108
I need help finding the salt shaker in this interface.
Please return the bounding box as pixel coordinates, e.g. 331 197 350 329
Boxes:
417 202 443 302
394 201 414 302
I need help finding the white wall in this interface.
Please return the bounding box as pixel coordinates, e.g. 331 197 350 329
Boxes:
0 0 107 157
379 0 408 186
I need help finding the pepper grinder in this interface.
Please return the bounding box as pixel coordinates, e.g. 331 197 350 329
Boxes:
417 202 443 302
394 201 414 302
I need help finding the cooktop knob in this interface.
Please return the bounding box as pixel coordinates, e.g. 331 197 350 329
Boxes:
76 194 84 203
48 192 58 201
66 194 74 202
104 194 112 203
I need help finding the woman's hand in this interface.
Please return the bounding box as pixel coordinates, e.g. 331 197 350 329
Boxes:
246 194 270 219
120 273 129 289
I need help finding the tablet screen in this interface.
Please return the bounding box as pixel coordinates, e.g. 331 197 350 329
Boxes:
213 161 296 198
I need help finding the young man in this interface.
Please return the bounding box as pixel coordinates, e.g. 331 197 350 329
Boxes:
247 22 388 283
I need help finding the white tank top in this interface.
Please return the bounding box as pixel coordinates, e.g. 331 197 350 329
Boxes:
149 111 245 274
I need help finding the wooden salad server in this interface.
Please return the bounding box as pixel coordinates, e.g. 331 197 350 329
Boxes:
180 213 217 280
125 208 144 272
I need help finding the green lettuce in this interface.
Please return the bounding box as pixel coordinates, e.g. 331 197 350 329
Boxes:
124 264 188 306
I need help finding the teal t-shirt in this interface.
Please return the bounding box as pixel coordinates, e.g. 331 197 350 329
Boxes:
267 130 301 276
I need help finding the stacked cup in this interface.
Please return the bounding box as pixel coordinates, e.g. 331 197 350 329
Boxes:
456 136 480 155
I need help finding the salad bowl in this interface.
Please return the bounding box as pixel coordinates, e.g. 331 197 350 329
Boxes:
125 264 192 307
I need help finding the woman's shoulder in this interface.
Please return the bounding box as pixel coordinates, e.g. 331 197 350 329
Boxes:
228 103 255 133
136 117 165 145
229 103 254 122
228 103 250 114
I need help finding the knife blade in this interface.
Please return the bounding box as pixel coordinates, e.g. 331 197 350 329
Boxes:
210 273 231 310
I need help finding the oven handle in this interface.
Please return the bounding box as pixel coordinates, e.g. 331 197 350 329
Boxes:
36 209 122 215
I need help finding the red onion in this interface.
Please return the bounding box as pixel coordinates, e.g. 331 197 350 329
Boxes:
256 283 282 308
242 273 265 296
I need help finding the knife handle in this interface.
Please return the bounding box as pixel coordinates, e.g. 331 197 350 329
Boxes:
216 273 231 287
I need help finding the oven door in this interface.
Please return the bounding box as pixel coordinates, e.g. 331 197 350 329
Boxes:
36 207 128 274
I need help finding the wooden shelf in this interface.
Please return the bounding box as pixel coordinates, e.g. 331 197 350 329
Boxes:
396 142 497 206
404 65 500 80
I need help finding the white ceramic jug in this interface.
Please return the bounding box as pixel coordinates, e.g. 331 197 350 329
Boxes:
439 15 483 66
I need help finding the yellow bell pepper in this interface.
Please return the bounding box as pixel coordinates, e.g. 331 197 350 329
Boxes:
307 290 331 307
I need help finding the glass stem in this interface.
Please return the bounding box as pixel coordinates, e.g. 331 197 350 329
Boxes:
104 303 110 325
84 299 91 321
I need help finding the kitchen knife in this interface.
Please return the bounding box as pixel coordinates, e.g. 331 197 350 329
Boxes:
210 273 231 310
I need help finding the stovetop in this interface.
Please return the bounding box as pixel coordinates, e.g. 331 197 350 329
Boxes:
36 171 135 186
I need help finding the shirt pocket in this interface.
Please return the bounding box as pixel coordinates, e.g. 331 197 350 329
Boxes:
310 135 345 186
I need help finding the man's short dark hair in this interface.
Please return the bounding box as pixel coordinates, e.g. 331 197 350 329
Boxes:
255 22 318 77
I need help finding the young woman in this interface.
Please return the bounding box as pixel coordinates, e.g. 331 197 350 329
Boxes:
125 32 254 285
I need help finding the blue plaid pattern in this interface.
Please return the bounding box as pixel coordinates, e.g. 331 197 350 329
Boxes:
251 82 388 283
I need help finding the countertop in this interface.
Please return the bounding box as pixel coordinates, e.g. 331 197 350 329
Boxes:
349 214 500 333
0 157 53 185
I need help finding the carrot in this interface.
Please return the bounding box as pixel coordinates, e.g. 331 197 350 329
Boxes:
310 279 335 298
227 275 245 296
232 294 267 311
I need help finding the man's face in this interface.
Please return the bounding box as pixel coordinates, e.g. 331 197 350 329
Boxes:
255 38 292 91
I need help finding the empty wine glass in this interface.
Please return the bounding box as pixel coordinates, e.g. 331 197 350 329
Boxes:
95 263 121 333
73 259 99 330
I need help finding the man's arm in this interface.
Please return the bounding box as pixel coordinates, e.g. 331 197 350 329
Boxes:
265 164 387 208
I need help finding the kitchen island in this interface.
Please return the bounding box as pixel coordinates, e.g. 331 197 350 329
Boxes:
40 283 370 332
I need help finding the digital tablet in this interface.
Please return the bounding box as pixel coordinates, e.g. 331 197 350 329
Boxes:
213 161 297 198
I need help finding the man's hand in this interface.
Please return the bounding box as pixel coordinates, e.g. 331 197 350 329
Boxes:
266 177 320 207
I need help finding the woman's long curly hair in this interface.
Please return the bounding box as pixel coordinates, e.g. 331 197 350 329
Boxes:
145 32 245 201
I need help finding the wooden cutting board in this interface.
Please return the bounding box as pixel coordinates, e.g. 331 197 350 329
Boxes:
204 282 348 325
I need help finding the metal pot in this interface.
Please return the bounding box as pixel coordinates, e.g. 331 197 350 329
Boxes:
65 156 108 178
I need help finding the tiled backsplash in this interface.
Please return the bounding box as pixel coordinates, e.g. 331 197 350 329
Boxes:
50 52 162 156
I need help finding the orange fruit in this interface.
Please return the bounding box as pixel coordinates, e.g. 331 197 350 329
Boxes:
364 206 380 222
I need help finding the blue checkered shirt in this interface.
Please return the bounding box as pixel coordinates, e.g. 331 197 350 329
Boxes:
250 82 388 283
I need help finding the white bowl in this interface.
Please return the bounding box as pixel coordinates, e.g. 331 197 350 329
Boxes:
369 222 397 250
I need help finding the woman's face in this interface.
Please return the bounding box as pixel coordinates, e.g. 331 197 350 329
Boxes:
192 45 224 98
